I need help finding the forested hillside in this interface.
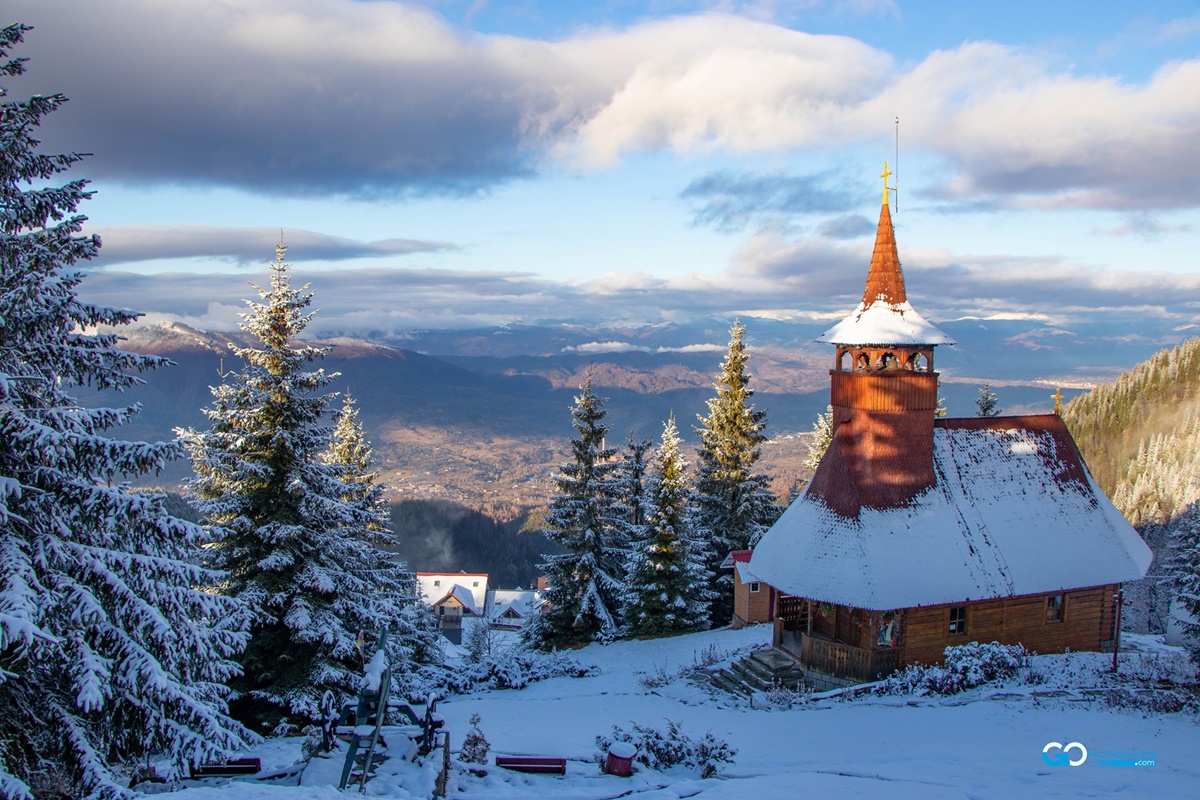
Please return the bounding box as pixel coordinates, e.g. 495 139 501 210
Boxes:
1062 337 1200 499
387 500 562 589
1062 338 1200 633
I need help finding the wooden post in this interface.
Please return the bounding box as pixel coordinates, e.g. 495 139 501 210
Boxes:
1111 589 1123 673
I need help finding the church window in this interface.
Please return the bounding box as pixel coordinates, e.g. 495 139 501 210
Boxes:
1045 594 1064 623
948 605 967 635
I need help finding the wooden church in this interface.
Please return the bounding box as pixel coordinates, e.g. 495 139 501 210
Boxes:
749 167 1152 688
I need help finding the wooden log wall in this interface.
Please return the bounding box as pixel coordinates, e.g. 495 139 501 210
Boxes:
901 584 1121 667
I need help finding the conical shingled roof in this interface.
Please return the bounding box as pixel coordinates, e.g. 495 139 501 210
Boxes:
861 202 905 306
817 201 955 348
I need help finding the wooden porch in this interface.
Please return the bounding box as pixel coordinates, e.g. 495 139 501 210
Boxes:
775 595 900 683
778 630 900 682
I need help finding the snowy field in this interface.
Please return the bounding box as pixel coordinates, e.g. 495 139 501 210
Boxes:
175 626 1199 799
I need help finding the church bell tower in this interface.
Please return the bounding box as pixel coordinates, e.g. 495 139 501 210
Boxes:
816 164 955 507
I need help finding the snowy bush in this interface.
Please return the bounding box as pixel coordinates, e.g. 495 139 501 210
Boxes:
458 713 490 764
876 642 1033 696
758 682 813 710
410 648 595 699
1100 688 1198 715
595 720 736 778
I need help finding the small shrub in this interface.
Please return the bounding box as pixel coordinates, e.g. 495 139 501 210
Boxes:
692 644 729 669
760 682 811 709
595 720 736 778
459 713 490 764
636 663 676 689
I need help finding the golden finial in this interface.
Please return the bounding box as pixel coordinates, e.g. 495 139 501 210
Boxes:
881 161 892 205
1052 387 1063 415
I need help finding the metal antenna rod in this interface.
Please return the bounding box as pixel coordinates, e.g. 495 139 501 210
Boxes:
894 116 900 214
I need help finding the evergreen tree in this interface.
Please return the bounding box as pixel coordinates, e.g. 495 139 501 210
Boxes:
524 377 625 647
975 381 1000 417
935 377 948 418
804 404 834 473
324 392 442 676
614 434 653 532
692 320 779 626
0 25 253 798
625 416 713 636
1171 502 1200 664
179 242 431 731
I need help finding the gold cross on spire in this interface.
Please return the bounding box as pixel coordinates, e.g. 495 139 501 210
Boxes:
1052 386 1063 415
881 161 893 205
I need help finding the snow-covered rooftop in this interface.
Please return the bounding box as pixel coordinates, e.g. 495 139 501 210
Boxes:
486 589 546 621
417 572 489 613
734 562 764 585
750 416 1151 610
818 299 956 347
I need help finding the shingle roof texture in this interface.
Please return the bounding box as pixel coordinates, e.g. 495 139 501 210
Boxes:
749 415 1152 610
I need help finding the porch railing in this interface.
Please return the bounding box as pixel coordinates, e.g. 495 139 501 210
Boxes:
795 632 899 682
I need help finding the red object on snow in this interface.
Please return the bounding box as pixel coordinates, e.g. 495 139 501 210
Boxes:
603 742 636 777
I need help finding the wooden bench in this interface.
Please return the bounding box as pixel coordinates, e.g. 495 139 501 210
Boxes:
494 756 567 775
189 757 262 778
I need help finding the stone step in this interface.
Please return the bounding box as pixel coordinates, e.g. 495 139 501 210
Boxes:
748 650 805 680
749 649 803 673
705 649 813 698
729 660 774 692
708 668 753 697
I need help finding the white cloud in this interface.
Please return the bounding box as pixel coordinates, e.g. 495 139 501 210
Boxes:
92 225 453 266
657 343 729 353
12 0 1200 209
563 341 653 354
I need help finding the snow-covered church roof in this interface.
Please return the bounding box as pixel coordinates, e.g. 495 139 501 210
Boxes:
817 201 955 348
749 416 1152 610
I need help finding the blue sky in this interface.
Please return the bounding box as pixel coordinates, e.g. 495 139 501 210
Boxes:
8 0 1200 339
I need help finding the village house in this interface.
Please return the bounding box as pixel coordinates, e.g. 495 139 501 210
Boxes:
748 166 1153 690
722 549 775 627
416 572 489 644
416 572 547 642
486 589 549 630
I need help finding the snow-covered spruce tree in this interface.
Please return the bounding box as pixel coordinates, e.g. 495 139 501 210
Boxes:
1171 501 1200 663
179 242 428 732
615 434 652 533
524 376 626 648
975 381 1000 417
803 404 834 473
612 434 652 608
691 320 779 627
0 25 253 799
324 392 442 678
625 415 713 637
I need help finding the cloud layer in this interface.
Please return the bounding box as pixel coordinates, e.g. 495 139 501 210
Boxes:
13 0 1200 209
91 225 453 266
78 232 1200 340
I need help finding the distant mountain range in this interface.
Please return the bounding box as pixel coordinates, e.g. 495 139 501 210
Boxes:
103 315 1179 519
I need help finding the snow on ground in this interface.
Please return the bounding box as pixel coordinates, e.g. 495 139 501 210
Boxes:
170 625 1200 799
